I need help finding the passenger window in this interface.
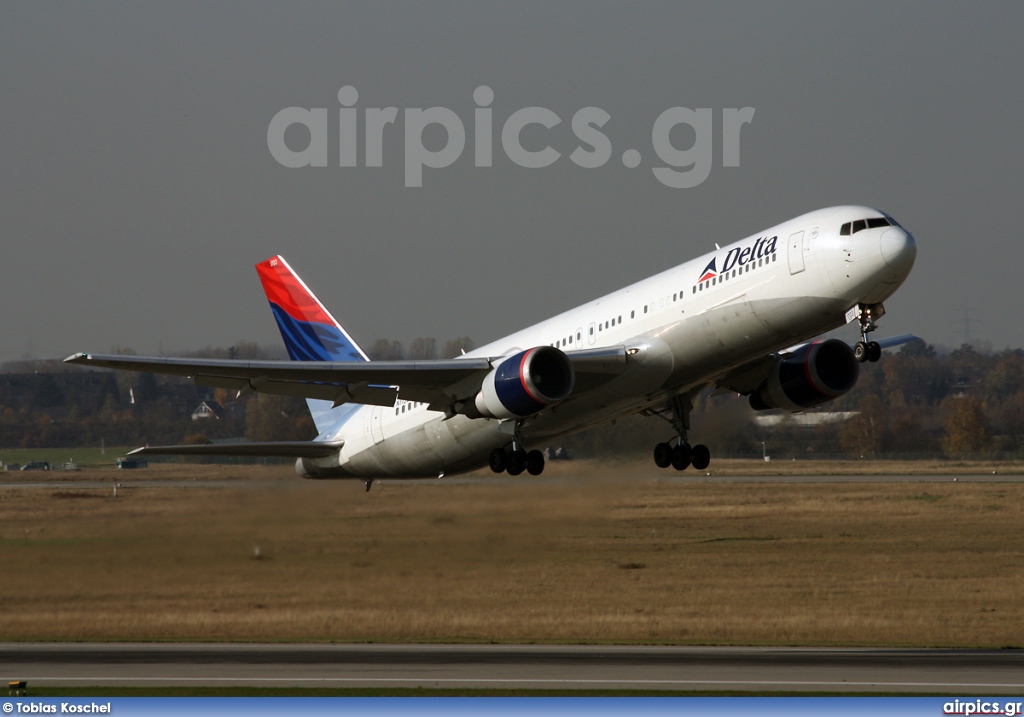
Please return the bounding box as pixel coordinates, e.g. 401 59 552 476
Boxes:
631 310 635 319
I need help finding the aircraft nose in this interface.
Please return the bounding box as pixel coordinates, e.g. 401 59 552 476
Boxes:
880 227 916 273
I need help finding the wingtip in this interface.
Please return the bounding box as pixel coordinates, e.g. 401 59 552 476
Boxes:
64 352 89 364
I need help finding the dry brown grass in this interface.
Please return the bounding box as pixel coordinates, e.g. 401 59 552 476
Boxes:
2 462 1023 647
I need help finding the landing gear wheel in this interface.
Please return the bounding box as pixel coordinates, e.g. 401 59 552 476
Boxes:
854 341 868 363
489 447 507 473
506 449 526 476
653 442 673 468
671 443 692 471
691 444 711 471
526 450 545 476
866 341 882 363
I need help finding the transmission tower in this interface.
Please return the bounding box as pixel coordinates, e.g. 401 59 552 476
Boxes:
950 300 984 346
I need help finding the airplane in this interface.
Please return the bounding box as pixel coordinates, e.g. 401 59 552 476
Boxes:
66 205 916 489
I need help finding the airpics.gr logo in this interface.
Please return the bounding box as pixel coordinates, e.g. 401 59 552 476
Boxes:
267 85 755 188
698 235 779 282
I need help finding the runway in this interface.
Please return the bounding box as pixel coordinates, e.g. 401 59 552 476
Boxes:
2 644 1022 693
3 473 1024 491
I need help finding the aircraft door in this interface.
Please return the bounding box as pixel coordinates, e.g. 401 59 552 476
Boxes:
588 322 596 346
369 406 384 445
788 230 806 274
575 327 583 350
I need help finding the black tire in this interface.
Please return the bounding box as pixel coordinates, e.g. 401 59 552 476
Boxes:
506 450 526 476
653 442 673 468
489 447 506 473
854 341 868 363
671 443 692 470
867 341 882 363
526 450 545 476
691 444 711 470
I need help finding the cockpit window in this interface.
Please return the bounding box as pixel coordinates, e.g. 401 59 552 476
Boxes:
840 216 896 236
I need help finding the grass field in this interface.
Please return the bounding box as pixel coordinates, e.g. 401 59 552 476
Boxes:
2 461 1023 647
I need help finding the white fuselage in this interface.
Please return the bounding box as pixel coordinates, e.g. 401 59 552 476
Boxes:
299 206 915 478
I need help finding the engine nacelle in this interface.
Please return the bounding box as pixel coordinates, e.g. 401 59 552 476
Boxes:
748 338 859 412
474 346 575 419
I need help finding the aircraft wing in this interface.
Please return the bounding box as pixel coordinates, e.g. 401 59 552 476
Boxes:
711 333 921 396
64 346 628 412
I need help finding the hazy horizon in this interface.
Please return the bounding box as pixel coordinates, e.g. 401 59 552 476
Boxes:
3 3 1021 362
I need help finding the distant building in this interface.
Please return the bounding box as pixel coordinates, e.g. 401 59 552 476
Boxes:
752 411 858 428
191 401 223 421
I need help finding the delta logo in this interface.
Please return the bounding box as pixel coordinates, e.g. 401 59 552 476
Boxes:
697 235 779 282
698 258 717 282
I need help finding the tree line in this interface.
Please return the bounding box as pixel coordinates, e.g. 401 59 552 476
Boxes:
0 339 1019 460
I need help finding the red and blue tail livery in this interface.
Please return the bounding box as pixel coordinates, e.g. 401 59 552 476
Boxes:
256 256 368 363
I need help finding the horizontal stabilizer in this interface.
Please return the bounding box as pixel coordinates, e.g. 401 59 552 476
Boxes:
128 440 344 458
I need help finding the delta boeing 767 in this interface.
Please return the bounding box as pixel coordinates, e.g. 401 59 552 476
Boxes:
67 206 916 489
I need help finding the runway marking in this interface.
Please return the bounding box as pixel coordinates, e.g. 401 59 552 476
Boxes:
18 677 1024 689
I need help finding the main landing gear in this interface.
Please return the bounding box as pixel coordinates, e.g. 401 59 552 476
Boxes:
489 421 545 476
854 304 882 363
646 394 711 471
489 445 545 476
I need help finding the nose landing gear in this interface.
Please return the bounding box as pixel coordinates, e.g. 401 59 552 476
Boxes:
854 304 883 363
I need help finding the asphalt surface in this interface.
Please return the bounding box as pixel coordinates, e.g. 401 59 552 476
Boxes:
2 644 1022 693
3 473 1024 490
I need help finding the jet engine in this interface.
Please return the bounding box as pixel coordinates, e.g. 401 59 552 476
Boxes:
748 339 859 412
473 346 575 419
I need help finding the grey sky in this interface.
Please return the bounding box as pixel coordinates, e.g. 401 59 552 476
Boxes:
2 2 1021 362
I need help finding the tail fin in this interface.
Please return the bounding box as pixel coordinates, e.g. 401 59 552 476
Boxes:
256 256 369 362
256 255 368 433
